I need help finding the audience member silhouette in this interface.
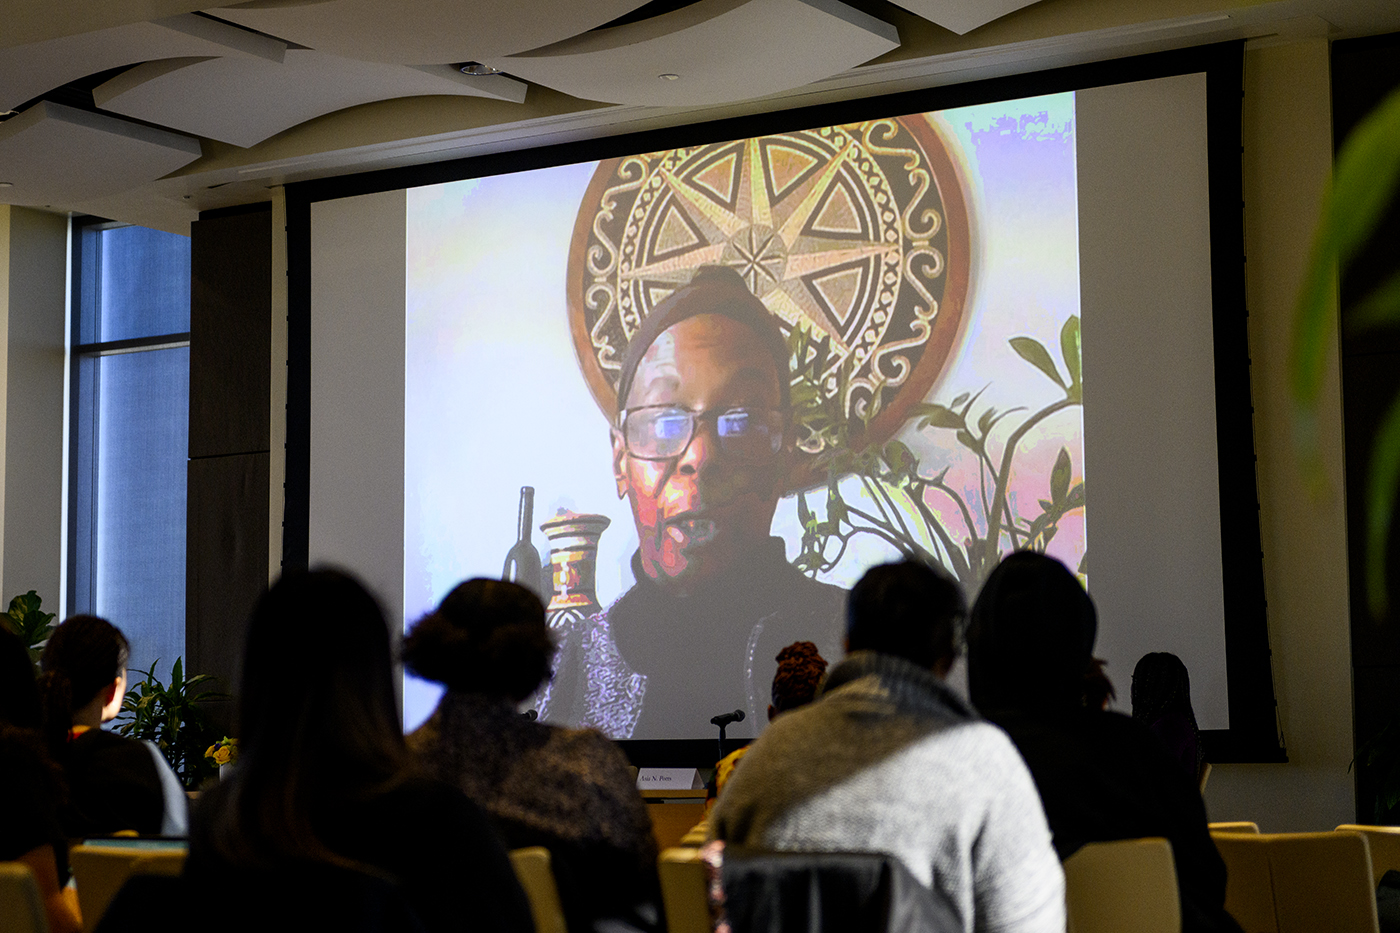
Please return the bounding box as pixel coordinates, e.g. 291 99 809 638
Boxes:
405 577 658 932
38 615 186 837
712 559 1065 933
0 625 80 933
186 569 533 933
966 550 1240 933
1132 651 1205 784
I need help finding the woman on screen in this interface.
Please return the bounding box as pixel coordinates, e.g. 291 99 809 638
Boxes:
186 569 532 933
405 578 659 932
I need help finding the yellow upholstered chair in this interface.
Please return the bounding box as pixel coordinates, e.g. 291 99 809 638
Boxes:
70 845 186 933
508 847 566 933
1063 837 1180 933
0 863 47 933
1338 825 1400 885
658 847 710 933
1213 830 1380 933
1266 831 1378 933
1212 832 1278 933
1210 822 1260 834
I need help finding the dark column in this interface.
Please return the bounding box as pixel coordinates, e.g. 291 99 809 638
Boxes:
187 203 272 734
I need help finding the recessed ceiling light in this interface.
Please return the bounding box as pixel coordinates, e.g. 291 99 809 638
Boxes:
659 73 680 81
0 182 13 188
459 62 502 76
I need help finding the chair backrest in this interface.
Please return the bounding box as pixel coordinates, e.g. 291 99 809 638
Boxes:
0 863 47 933
1199 762 1213 794
509 847 567 933
1062 837 1179 933
1266 831 1378 933
658 847 710 933
1212 832 1278 933
1338 825 1400 885
1210 822 1260 834
71 845 187 933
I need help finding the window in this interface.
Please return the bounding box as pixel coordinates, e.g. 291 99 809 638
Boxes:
68 221 190 682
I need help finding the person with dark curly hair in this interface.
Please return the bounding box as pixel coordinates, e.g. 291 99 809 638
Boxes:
405 577 660 932
38 615 186 838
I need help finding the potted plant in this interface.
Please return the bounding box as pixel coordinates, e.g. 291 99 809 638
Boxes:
116 657 228 788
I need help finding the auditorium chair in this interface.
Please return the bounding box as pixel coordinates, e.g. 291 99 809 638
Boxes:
508 847 567 933
1212 830 1379 933
1209 822 1260 833
1337 825 1400 884
70 845 186 933
658 848 709 933
0 862 46 933
1063 837 1179 933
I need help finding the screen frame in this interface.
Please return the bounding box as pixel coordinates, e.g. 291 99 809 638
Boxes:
283 39 1284 764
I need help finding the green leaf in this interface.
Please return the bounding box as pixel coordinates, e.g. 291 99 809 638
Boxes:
797 492 813 529
954 430 980 454
913 403 963 430
1077 552 1088 575
1010 336 1066 389
1065 482 1085 509
1061 316 1082 388
1051 447 1071 504
1038 499 1054 512
883 440 918 481
1366 393 1400 617
1348 269 1400 334
951 392 970 408
977 407 997 436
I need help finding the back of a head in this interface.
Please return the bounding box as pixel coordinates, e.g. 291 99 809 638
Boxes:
770 641 828 715
38 614 129 752
237 569 405 803
966 551 1097 716
402 578 551 703
845 560 965 671
1131 652 1195 726
0 624 41 730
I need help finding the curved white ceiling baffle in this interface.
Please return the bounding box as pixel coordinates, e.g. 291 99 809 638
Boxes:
0 14 285 113
885 0 1045 35
92 51 528 149
209 0 653 64
488 0 899 107
0 101 201 208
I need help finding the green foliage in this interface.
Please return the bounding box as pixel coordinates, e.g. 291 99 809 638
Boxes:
789 314 1086 591
0 591 57 667
115 657 227 789
1292 84 1400 616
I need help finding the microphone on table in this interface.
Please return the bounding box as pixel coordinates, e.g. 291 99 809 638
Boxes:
711 709 746 760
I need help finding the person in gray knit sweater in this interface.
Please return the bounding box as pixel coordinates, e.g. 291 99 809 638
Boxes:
710 561 1065 933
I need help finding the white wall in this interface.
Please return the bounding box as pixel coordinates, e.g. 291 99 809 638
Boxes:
1202 36 1356 832
0 205 68 615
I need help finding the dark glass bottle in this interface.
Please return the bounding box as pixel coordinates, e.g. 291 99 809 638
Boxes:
502 486 546 601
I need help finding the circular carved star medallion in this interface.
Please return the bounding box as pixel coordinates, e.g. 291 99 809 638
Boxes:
566 114 972 489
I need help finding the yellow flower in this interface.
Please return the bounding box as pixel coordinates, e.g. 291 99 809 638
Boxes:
204 745 217 759
212 746 232 766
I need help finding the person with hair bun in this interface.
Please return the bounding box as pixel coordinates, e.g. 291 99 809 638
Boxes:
38 615 186 838
406 578 659 932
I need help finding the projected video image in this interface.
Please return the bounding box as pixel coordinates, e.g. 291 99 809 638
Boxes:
405 92 1084 739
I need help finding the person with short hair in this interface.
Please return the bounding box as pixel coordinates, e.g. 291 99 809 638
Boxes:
545 265 846 739
1132 651 1205 783
38 615 186 838
186 569 533 933
406 577 659 932
966 551 1240 933
710 559 1065 933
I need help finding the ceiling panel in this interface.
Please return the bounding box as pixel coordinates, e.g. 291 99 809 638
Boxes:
92 51 527 148
0 14 285 113
889 0 1046 35
490 0 900 107
209 0 653 63
0 102 201 207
